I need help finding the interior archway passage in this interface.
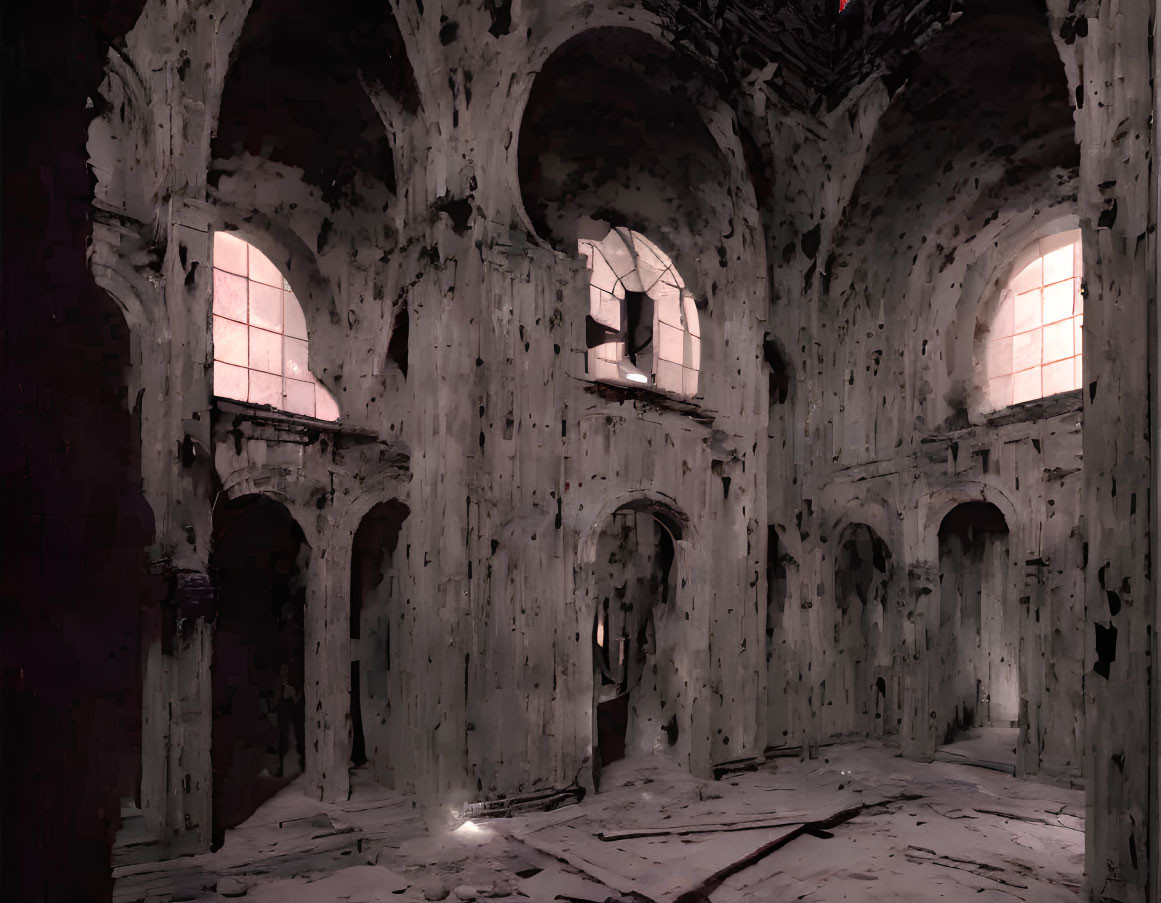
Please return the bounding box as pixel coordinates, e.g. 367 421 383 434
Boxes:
580 228 700 397
210 495 308 848
591 508 679 787
937 503 1015 748
349 500 409 784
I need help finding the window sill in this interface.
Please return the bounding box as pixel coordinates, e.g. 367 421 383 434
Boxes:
982 389 1083 427
583 379 715 426
213 397 344 432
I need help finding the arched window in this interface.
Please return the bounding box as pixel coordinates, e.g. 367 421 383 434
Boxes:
580 229 700 398
981 229 1082 411
211 232 340 421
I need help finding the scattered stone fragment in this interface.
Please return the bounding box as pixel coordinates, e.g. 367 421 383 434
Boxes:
216 877 248 898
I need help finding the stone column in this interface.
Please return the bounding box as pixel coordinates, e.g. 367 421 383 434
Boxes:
1075 3 1157 900
304 520 353 803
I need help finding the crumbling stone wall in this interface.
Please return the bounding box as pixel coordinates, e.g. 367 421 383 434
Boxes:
757 1 1087 781
77 1 1160 901
752 2 1156 900
88 0 767 857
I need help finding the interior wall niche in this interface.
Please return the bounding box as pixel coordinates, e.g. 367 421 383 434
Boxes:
211 231 340 420
591 507 681 788
831 524 898 738
210 495 307 848
977 228 1083 413
766 526 788 665
212 0 417 204
764 525 793 748
936 502 1014 744
349 500 410 785
517 26 730 250
764 334 792 406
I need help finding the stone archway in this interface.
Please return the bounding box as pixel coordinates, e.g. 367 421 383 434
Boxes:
209 494 308 847
585 501 688 789
349 500 409 786
935 502 1016 769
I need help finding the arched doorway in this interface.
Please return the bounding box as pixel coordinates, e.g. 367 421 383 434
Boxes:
936 502 1015 767
833 524 898 738
210 495 307 847
349 500 409 786
590 505 682 789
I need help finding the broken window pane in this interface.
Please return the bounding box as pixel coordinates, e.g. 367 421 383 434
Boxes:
580 228 701 398
980 228 1083 411
211 231 340 421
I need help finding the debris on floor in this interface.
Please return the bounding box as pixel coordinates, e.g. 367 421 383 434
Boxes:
115 741 1084 903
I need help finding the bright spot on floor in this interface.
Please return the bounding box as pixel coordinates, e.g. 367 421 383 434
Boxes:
453 819 494 840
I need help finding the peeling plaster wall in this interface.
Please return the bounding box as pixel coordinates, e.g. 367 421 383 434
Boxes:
751 1 1155 898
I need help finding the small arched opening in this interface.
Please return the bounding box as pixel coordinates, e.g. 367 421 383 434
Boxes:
210 495 307 847
764 525 794 748
349 500 409 786
936 502 1016 768
764 333 792 407
833 524 897 739
590 504 684 789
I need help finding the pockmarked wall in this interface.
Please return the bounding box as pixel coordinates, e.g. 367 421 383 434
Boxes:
758 7 1086 785
87 0 768 856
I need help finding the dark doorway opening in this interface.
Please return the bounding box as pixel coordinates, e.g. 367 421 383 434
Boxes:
210 496 307 847
834 523 897 738
592 508 678 788
350 500 409 785
936 502 1015 770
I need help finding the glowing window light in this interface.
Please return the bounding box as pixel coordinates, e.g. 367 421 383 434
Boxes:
981 229 1083 412
579 228 700 398
212 232 340 421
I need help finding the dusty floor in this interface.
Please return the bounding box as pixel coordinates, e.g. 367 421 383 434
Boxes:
113 741 1084 903
936 727 1021 774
